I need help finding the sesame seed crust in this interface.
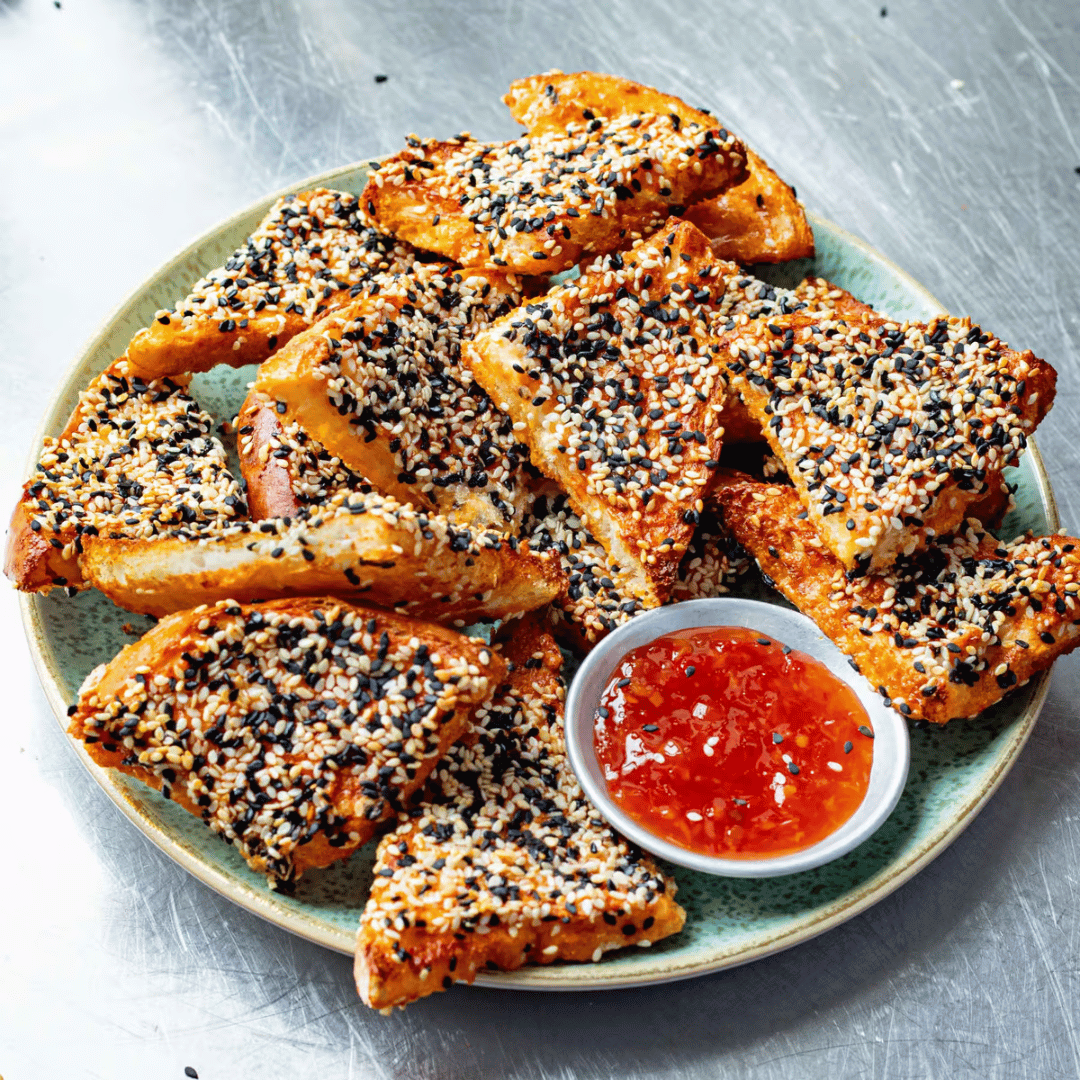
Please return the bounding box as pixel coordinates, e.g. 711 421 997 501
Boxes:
70 598 505 884
79 489 565 622
251 264 533 528
467 220 737 606
362 93 746 272
354 616 684 1009
5 360 245 594
502 71 812 266
668 514 752 604
722 313 1057 572
714 274 880 444
521 483 750 650
123 189 416 380
717 480 1080 723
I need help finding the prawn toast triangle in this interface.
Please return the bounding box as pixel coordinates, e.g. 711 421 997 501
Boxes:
467 220 736 606
248 264 531 529
124 189 417 380
6 360 245 594
723 312 1056 572
355 616 684 1009
70 598 505 884
362 87 746 273
79 491 564 622
717 481 1080 724
504 71 813 265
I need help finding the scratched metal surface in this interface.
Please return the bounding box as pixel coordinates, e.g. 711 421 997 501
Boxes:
1 0 1079 1077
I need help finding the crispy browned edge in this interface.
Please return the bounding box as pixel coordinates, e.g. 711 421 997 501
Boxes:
725 313 1058 570
466 220 727 606
79 507 565 622
684 150 815 264
503 72 812 265
68 598 506 874
354 615 685 1009
716 480 1080 723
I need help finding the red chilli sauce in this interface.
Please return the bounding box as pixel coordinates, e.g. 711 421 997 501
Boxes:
594 626 875 859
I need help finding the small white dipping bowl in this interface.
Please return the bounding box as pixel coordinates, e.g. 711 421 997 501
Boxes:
564 598 910 878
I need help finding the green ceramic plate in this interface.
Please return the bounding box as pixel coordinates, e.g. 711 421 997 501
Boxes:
20 162 1059 991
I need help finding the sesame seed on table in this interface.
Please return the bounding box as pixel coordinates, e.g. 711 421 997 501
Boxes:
69 598 504 885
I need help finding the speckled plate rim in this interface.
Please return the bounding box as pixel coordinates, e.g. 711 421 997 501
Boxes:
16 159 1059 992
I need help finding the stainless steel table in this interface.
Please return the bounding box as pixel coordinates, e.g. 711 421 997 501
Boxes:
2 1 1078 1076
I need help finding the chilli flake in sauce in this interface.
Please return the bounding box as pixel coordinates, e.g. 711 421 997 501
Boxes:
594 626 874 859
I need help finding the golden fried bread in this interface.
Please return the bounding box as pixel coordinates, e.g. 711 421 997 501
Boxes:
722 313 1056 572
503 71 812 266
354 616 684 1008
123 190 417 379
362 87 746 272
467 221 735 606
70 598 504 884
79 491 564 622
248 264 531 529
5 361 245 594
717 480 1080 723
237 396 373 520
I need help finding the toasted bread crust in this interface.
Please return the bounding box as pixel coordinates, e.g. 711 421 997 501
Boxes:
79 492 564 622
363 78 746 272
722 312 1056 571
467 221 734 606
122 190 416 380
5 361 244 594
71 598 504 882
355 617 684 1008
503 72 812 265
249 265 531 529
717 480 1080 723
